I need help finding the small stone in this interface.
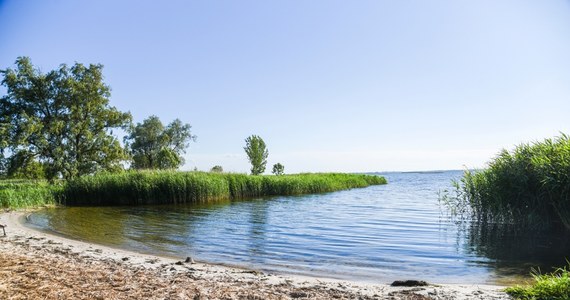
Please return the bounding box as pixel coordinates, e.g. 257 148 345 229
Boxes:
185 256 195 264
290 291 308 298
121 257 129 261
390 280 429 287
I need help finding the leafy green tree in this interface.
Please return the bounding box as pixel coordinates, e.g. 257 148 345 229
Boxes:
272 163 284 176
0 151 7 178
244 135 268 175
0 57 132 180
125 115 196 169
5 151 46 179
210 165 223 173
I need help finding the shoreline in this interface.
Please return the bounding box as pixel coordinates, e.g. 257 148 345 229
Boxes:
0 210 511 299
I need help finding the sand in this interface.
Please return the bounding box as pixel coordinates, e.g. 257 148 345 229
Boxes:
0 210 511 299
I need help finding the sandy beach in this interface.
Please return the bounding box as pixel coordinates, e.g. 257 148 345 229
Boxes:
0 210 511 299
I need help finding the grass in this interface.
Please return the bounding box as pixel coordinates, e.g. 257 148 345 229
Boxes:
0 172 386 208
441 134 570 231
0 180 64 209
62 171 387 206
506 264 570 300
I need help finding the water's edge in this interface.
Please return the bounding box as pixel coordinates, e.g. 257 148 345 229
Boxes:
27 171 568 285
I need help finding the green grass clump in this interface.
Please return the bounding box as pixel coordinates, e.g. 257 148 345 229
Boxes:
506 264 570 300
0 180 64 208
442 134 570 230
63 171 386 205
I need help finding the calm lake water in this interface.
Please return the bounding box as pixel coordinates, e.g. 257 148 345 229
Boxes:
28 171 570 284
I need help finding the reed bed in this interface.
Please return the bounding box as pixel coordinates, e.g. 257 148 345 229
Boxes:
442 134 570 231
63 171 387 206
0 180 63 208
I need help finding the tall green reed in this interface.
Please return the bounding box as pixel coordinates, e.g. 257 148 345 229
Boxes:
442 134 570 230
0 180 63 208
63 171 386 206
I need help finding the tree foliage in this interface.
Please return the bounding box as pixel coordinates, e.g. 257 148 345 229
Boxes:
5 150 46 179
210 165 223 173
125 115 196 170
244 135 268 175
0 57 132 180
272 163 284 176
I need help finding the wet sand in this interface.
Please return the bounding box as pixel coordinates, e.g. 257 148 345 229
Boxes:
0 211 511 299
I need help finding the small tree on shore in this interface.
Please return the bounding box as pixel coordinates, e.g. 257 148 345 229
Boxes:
272 163 284 176
210 165 223 173
244 135 268 175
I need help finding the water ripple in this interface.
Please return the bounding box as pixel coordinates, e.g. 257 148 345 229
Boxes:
28 171 570 283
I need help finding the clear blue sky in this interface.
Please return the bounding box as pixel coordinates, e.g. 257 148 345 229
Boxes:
1 0 569 173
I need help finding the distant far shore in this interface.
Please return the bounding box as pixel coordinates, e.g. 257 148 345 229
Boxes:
0 210 510 299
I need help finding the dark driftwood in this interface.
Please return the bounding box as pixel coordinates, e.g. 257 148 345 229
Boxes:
0 224 5 236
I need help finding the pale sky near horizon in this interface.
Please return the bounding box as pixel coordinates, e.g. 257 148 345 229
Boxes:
1 0 569 173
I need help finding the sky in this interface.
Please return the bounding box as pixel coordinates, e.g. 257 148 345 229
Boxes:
1 0 569 173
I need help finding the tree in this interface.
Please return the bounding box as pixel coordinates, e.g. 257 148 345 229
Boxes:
125 115 196 170
272 163 284 176
244 135 268 175
210 165 223 173
0 57 132 180
0 150 7 178
5 151 46 179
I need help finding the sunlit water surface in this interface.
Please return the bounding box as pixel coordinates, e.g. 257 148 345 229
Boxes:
28 171 570 284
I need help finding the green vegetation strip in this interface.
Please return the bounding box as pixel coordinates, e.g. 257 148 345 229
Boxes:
0 172 386 208
0 172 385 208
63 171 386 206
442 134 570 230
506 264 570 300
0 180 63 209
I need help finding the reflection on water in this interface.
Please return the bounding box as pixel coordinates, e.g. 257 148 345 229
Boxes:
28 171 570 284
465 222 570 279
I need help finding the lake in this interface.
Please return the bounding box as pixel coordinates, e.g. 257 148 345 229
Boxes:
28 171 570 284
